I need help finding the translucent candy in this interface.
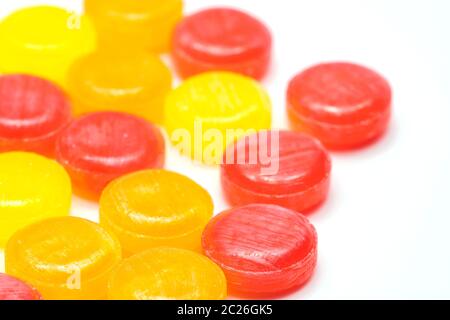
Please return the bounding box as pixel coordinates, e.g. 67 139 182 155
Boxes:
100 170 213 256
202 204 318 296
5 217 122 300
0 152 71 247
287 62 392 149
56 112 165 200
0 74 72 157
85 0 183 53
108 248 227 300
0 6 95 88
0 273 41 300
165 72 271 164
173 7 272 80
221 130 331 213
67 51 172 124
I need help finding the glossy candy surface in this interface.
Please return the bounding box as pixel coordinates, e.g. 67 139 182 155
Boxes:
0 6 95 87
165 72 271 164
56 112 165 200
202 204 317 296
221 130 331 213
100 170 214 256
0 274 41 300
67 51 172 124
173 8 272 80
0 75 72 157
287 62 392 149
108 247 227 300
5 217 122 300
0 152 71 247
85 0 183 53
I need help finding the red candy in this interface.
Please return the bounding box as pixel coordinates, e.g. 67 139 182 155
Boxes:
287 62 392 149
221 130 331 213
202 204 317 296
56 112 165 200
0 273 41 300
0 74 72 157
172 7 272 80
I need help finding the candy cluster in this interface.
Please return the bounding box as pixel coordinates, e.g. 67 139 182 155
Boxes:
0 2 391 300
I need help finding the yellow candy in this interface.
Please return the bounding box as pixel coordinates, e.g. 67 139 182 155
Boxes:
5 217 122 300
100 170 213 256
85 0 183 53
108 247 227 300
165 72 272 164
0 152 71 247
0 6 96 87
67 51 172 124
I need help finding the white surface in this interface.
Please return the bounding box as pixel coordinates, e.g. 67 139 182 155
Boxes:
1 0 450 300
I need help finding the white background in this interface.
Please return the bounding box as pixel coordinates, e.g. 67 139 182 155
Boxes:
0 0 449 299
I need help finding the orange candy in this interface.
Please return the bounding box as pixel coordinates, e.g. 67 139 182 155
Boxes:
100 170 214 256
5 217 121 300
85 0 183 53
108 248 227 300
67 51 172 124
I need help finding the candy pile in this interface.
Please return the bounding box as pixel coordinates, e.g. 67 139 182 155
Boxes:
0 2 391 300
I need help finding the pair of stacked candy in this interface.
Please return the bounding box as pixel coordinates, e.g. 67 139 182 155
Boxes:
0 1 392 300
